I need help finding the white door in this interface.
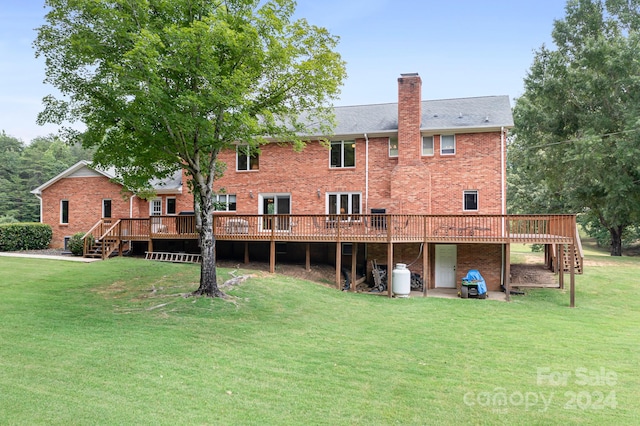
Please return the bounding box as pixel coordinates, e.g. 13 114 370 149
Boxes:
435 245 457 288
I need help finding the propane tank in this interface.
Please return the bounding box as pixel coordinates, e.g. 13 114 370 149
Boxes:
392 263 411 298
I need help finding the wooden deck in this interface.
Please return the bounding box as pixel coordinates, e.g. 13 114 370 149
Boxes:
82 213 580 306
97 214 577 245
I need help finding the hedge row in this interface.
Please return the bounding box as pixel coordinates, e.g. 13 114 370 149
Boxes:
0 223 53 251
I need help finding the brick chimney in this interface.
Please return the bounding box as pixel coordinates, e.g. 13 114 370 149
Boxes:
397 73 422 165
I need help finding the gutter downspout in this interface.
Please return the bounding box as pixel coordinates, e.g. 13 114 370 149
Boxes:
365 133 369 214
35 194 43 222
130 194 136 218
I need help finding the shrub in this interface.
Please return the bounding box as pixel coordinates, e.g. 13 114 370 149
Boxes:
0 223 53 251
67 232 91 256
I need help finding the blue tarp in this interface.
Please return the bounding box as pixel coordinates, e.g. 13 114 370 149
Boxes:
462 269 487 295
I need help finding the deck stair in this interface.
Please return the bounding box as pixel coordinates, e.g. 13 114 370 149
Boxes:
145 251 202 264
563 243 583 274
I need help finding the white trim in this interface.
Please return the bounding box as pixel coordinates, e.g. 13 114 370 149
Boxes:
388 137 398 158
150 198 162 216
31 161 114 195
421 135 434 156
329 140 356 168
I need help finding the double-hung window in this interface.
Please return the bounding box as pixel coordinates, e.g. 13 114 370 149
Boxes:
166 198 177 215
422 136 434 156
237 145 259 171
102 199 112 218
464 190 478 211
330 140 355 168
388 137 398 157
60 200 69 224
441 135 456 155
214 194 237 212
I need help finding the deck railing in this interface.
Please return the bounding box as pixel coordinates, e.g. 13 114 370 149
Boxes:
112 214 577 245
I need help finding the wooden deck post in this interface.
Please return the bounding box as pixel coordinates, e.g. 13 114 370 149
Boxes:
505 243 511 302
244 242 249 264
387 242 394 298
423 243 429 297
351 243 358 292
269 240 275 273
569 243 576 308
335 242 342 290
558 245 565 290
305 243 311 272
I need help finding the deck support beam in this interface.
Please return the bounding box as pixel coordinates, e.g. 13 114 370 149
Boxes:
244 242 249 264
269 240 275 273
505 243 511 302
423 243 429 296
305 243 311 272
351 243 358 292
387 242 394 298
558 245 565 290
335 242 341 290
570 243 576 308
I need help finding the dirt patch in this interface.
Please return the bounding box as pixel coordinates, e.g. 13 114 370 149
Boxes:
216 260 340 287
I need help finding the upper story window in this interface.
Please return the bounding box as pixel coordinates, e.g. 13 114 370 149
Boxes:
60 200 69 224
330 140 355 168
237 145 259 171
464 190 478 211
422 136 434 156
389 137 398 157
214 194 237 212
166 198 177 215
441 135 456 155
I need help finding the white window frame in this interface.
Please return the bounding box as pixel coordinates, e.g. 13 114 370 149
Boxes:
422 136 434 156
327 192 361 218
150 198 162 216
214 194 237 212
441 134 456 155
166 197 177 215
388 137 398 157
102 199 112 218
236 144 259 171
60 199 69 224
463 190 479 211
330 140 356 168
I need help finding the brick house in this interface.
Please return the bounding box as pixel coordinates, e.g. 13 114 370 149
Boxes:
32 73 581 296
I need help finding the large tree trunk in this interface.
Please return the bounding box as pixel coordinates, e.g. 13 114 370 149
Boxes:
192 189 224 297
609 225 623 257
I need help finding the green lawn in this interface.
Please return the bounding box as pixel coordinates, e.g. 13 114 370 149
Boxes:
0 247 638 425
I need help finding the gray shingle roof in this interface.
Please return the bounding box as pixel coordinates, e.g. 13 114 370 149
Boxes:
331 96 513 137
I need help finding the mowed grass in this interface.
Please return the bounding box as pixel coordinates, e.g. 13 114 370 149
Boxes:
0 247 638 425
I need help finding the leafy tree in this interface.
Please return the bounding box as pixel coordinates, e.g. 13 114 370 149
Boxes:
0 131 92 222
35 0 346 296
510 0 640 256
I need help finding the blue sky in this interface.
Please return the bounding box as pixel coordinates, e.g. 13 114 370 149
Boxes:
0 0 567 142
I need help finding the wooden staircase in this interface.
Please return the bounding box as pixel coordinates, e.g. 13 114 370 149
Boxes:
84 237 120 259
563 243 583 274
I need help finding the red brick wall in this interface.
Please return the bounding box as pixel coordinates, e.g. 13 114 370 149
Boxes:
41 175 133 248
213 129 504 216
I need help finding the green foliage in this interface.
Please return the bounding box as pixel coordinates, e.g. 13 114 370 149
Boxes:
0 215 18 224
0 131 93 222
67 232 90 256
510 0 640 255
35 0 346 295
0 223 52 251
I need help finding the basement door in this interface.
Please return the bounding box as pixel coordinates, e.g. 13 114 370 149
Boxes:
435 245 457 288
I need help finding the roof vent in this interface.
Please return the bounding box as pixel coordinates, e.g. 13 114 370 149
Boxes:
485 116 490 122
458 112 463 118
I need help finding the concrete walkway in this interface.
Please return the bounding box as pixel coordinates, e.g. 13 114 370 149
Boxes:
0 252 101 263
